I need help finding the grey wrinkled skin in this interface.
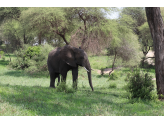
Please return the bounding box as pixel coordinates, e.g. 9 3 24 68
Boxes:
47 45 94 91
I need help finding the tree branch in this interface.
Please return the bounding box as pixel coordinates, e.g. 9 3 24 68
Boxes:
47 19 69 45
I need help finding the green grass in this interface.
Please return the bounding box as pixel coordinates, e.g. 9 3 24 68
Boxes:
0 54 164 116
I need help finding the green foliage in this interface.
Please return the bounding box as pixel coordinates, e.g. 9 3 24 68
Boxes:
20 7 74 45
0 7 117 54
8 44 54 75
124 72 131 81
24 46 40 59
121 7 146 35
0 51 5 61
19 7 117 54
1 56 5 61
126 68 157 100
1 18 34 49
56 82 75 93
108 70 124 80
107 17 143 68
109 83 117 88
138 22 153 53
108 71 119 80
0 7 22 23
0 50 4 55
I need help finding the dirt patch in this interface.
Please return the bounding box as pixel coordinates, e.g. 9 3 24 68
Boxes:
97 67 118 75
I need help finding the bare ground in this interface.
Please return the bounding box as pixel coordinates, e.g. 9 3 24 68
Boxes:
97 67 118 75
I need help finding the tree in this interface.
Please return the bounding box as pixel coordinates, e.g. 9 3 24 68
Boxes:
107 20 142 76
120 7 154 67
121 7 146 35
146 7 164 98
138 22 153 55
20 7 116 54
0 7 32 53
20 7 76 45
68 7 114 53
0 7 21 23
138 22 154 67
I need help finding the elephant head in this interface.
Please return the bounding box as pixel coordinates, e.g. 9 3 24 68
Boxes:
62 45 94 91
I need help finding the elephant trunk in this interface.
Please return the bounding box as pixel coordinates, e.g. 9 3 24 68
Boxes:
87 70 94 91
84 60 94 91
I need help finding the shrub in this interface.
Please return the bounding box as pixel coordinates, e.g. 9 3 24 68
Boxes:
56 82 75 93
126 68 156 100
108 71 119 80
109 83 117 88
1 56 5 61
0 51 4 55
100 68 104 75
8 44 54 75
24 46 40 59
0 51 5 60
124 72 131 81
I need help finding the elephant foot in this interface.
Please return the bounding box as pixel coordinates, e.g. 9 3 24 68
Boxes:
50 86 55 88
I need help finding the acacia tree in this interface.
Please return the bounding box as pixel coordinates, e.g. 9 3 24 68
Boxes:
146 7 164 98
107 22 142 76
20 7 72 46
20 7 115 54
67 7 113 53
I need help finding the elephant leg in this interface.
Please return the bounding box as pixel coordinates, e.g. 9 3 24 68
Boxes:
72 67 78 89
50 72 55 88
50 73 59 88
61 71 68 83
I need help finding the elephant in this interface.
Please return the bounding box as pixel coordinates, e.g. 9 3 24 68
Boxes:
56 74 60 86
47 45 94 91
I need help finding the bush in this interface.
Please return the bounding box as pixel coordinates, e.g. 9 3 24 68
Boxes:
124 72 131 81
126 68 156 100
0 51 4 55
0 51 5 60
56 82 75 93
8 44 54 75
108 71 119 80
24 46 40 59
109 83 117 88
1 56 5 61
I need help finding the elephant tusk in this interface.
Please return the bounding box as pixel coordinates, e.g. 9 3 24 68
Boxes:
84 67 89 72
91 68 94 71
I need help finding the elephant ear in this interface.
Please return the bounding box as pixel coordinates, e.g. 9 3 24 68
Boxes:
63 49 77 67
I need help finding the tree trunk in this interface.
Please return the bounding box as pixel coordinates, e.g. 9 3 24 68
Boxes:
23 31 27 44
109 50 117 76
4 48 11 62
58 34 69 45
146 7 164 98
38 32 42 45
